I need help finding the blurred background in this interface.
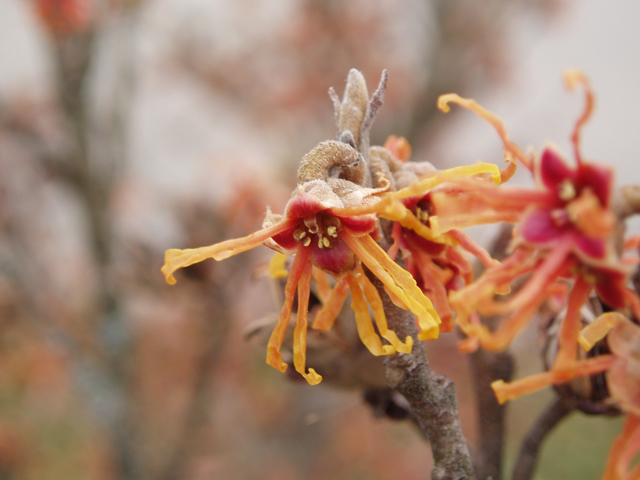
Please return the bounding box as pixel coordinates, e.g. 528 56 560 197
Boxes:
0 1 638 479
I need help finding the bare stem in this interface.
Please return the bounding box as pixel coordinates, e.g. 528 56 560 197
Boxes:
511 397 574 480
469 349 513 480
367 270 476 480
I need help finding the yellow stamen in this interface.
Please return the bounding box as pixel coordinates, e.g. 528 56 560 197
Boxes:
558 180 576 201
322 237 331 248
327 225 338 237
303 237 311 247
376 201 448 244
268 252 289 279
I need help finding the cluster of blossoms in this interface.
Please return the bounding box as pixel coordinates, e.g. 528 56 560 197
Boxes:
162 69 640 477
163 69 502 384
434 71 640 479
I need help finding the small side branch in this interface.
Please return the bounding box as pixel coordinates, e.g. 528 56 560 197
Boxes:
511 397 574 480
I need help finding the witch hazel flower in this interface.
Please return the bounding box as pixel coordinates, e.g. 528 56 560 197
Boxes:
162 69 502 384
433 71 640 374
381 154 499 332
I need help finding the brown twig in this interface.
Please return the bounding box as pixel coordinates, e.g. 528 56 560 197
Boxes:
510 397 574 480
367 266 476 480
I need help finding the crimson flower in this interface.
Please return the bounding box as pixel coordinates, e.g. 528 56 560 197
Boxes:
432 71 640 365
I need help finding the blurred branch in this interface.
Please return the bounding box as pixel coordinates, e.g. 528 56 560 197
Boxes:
511 397 574 480
469 225 515 480
469 350 513 480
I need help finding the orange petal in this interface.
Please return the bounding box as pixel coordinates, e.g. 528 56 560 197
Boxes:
266 246 310 373
383 135 412 162
438 93 532 170
311 267 332 304
563 69 594 165
293 257 323 385
491 355 615 404
553 274 593 370
601 414 640 480
312 276 349 331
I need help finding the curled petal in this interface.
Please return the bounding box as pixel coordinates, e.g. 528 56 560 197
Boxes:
390 163 502 201
438 93 532 170
447 229 496 270
563 69 594 165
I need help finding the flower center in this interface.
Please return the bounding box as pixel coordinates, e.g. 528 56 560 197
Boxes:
295 215 342 249
558 180 577 201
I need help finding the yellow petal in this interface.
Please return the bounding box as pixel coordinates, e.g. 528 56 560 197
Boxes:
162 220 295 284
345 273 396 356
358 268 413 353
389 163 502 202
312 277 349 331
269 252 289 279
340 231 440 340
579 312 626 351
